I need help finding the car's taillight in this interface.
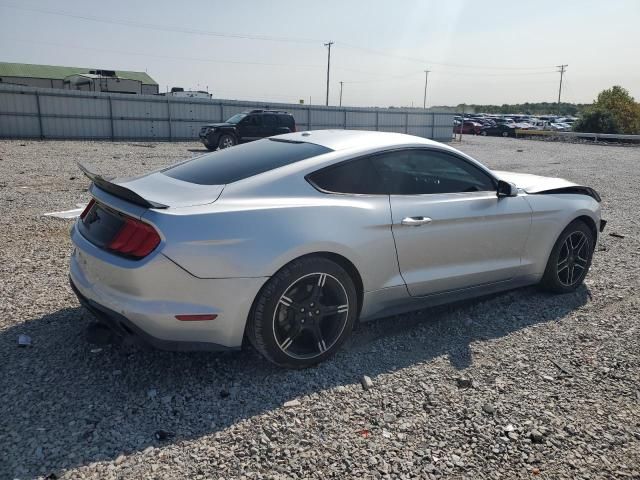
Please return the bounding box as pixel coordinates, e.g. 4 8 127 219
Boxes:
80 199 95 219
107 217 161 259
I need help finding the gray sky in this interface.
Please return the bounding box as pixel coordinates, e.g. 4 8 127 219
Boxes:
1 0 638 107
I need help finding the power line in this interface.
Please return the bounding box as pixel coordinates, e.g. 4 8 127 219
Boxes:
340 69 557 86
0 3 323 44
1 2 558 73
432 70 557 78
342 71 423 84
4 35 561 96
336 42 556 71
2 37 324 69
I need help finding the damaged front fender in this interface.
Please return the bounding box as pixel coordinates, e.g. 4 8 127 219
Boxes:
493 170 601 202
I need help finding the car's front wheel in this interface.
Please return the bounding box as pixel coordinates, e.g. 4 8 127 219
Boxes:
247 256 358 368
218 133 237 149
540 220 595 293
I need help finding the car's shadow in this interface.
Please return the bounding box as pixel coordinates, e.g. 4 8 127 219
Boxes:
1 285 589 477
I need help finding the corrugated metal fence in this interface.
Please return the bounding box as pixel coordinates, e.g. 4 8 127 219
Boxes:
0 84 455 141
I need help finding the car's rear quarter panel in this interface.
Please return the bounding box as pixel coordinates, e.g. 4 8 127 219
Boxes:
143 189 403 294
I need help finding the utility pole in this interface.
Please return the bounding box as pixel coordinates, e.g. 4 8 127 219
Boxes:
324 41 334 106
556 64 567 115
423 70 430 109
339 81 344 107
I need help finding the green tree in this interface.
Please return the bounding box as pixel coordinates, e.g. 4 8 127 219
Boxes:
574 86 640 134
573 108 620 134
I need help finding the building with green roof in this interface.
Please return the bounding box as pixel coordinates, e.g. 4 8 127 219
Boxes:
0 62 159 95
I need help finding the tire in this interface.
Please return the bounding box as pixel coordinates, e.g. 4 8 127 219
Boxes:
246 256 358 368
539 220 595 293
502 131 509 137
218 133 237 149
480 130 488 136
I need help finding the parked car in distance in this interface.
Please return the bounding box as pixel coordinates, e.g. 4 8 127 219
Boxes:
480 124 517 137
453 121 483 135
550 122 572 132
495 118 516 126
71 130 604 368
199 109 296 150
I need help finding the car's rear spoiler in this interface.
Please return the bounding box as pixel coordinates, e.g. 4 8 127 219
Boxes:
78 162 169 209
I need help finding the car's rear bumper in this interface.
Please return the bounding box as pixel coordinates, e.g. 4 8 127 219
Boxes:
70 278 232 351
69 222 268 350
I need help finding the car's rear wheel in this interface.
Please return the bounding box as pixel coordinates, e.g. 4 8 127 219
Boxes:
540 220 594 293
502 131 509 137
246 256 358 368
480 130 488 136
218 134 236 149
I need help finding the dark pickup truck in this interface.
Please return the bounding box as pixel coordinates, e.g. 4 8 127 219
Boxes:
199 109 297 150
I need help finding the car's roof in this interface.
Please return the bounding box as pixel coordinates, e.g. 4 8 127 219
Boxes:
275 129 441 152
244 109 292 115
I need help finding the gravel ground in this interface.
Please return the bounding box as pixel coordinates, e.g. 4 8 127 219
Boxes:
1 137 639 480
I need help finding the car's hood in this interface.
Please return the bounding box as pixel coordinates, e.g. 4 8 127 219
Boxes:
493 170 579 193
203 122 234 128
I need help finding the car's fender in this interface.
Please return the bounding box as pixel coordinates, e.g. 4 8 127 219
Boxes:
521 193 601 277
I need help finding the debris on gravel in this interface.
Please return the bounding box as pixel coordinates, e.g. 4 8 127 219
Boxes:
360 375 374 390
455 376 475 389
1 138 639 479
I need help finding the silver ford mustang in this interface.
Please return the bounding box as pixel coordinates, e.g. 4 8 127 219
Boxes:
70 130 604 368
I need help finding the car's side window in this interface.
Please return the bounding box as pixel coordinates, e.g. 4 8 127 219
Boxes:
276 115 294 130
371 149 496 195
246 115 262 126
263 115 278 126
308 157 386 194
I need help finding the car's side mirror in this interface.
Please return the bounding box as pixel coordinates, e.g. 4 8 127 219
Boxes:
497 180 518 198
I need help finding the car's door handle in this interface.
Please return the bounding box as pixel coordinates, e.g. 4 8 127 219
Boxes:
401 216 432 226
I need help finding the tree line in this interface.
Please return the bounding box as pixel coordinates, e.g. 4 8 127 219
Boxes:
429 85 639 134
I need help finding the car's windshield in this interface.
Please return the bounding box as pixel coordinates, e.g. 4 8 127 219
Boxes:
226 113 247 124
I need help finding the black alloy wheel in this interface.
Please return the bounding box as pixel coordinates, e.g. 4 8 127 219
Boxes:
247 256 358 368
273 272 349 359
540 220 594 293
556 231 590 287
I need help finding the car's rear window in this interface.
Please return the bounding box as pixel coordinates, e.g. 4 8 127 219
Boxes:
162 138 332 185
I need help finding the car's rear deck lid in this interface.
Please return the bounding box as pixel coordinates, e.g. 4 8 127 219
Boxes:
79 162 225 208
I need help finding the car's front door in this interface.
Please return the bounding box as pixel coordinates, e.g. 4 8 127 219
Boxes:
373 149 532 297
